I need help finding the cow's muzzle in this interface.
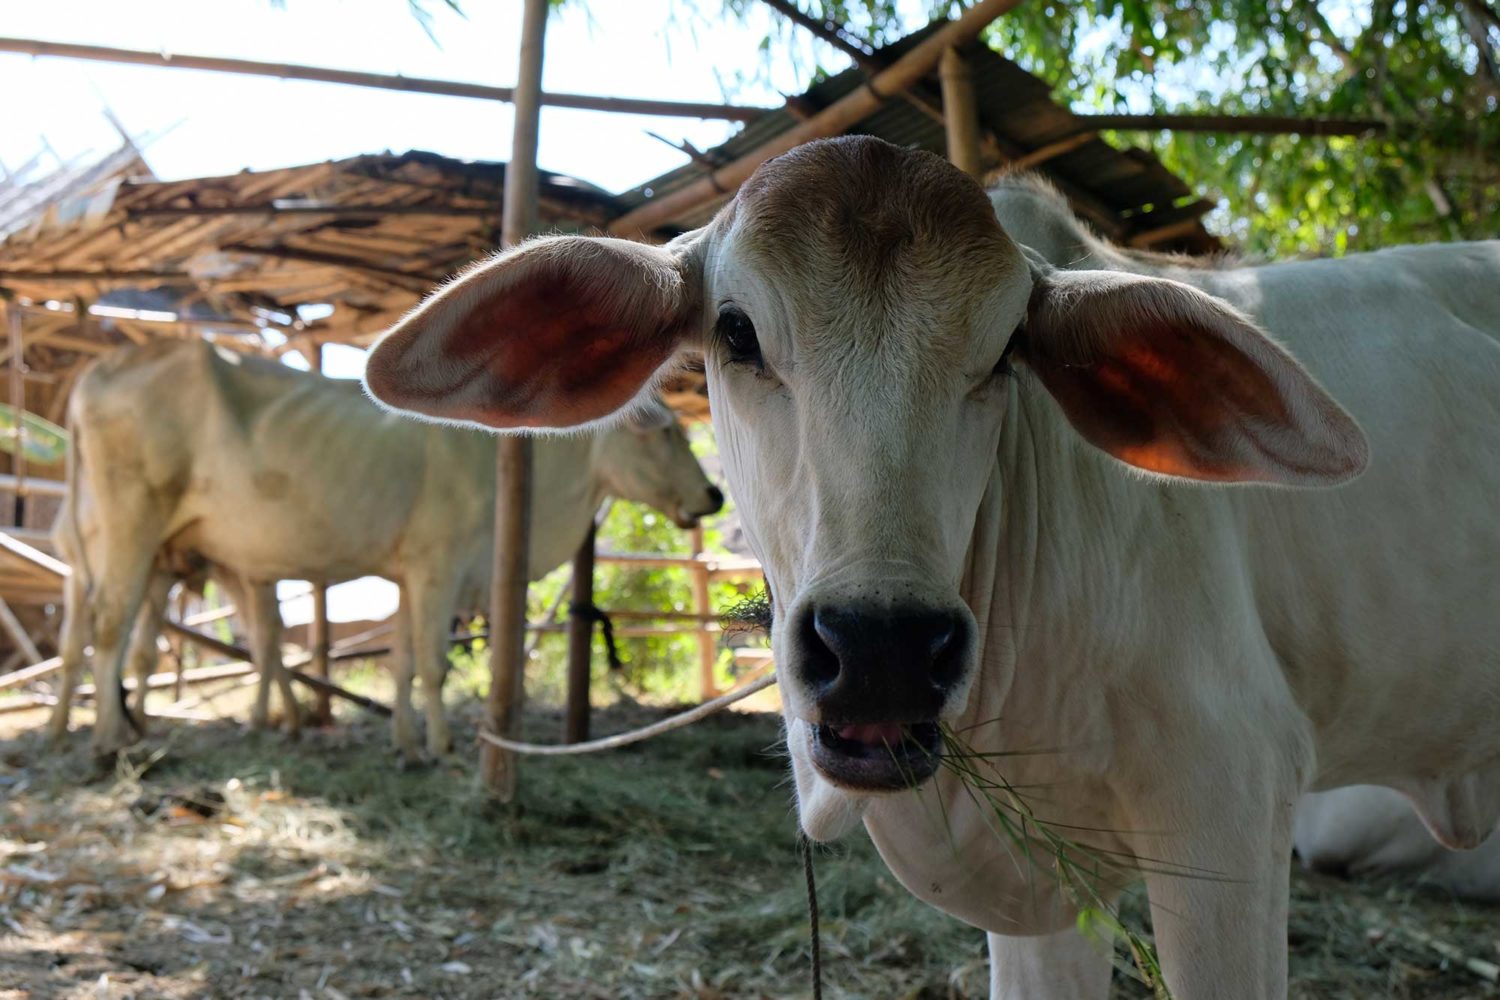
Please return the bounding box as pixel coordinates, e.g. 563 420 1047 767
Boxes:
789 600 973 791
674 485 725 529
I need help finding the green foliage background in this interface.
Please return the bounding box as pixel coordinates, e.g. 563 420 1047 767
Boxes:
742 0 1499 256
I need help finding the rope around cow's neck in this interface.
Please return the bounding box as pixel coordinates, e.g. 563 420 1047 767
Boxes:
474 672 777 755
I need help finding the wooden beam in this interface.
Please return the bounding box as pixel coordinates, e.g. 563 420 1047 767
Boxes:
607 0 1028 236
0 654 61 691
1072 113 1387 137
128 203 503 220
217 243 439 291
0 37 770 121
939 47 983 177
564 523 596 744
0 268 189 283
481 0 547 802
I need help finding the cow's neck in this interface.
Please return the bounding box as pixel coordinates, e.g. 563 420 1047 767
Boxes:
526 434 611 578
958 376 1176 764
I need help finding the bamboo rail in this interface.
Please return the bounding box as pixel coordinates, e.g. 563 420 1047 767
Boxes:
0 37 772 121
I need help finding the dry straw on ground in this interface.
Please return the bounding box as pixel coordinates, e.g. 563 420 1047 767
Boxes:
1 692 1497 999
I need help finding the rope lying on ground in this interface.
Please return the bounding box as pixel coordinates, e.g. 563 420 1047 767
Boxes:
476 672 777 756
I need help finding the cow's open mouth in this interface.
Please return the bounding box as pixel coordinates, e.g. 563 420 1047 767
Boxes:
809 721 942 791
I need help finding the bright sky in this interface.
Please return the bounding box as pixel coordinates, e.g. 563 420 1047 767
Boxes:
0 0 935 193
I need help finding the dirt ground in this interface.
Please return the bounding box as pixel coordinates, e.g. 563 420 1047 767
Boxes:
2 690 1497 1000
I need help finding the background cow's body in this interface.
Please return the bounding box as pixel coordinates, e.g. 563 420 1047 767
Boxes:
1296 785 1500 902
55 340 719 756
363 138 1500 998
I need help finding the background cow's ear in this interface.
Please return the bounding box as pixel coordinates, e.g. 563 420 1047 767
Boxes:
365 233 705 431
1018 268 1369 486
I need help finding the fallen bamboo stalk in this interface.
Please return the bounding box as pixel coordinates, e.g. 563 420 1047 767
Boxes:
161 620 393 717
72 662 256 698
0 530 70 578
606 0 1026 235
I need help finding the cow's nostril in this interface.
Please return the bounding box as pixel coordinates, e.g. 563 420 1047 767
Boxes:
705 486 724 513
801 606 842 691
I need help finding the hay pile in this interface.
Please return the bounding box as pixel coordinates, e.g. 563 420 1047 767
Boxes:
1 699 1496 999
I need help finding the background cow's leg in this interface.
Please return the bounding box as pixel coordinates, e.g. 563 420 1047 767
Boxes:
239 578 299 737
123 572 174 722
87 543 159 754
988 928 1112 1000
389 592 420 756
407 573 461 756
47 569 90 742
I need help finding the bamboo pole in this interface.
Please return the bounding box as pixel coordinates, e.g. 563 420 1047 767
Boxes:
689 526 719 701
310 584 332 724
6 303 25 528
480 0 547 802
0 37 769 121
939 47 982 177
606 0 1026 236
563 523 596 744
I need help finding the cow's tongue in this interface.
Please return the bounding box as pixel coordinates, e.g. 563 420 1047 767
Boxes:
836 722 906 746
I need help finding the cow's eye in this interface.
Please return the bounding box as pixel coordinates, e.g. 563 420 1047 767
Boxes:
715 307 762 369
993 324 1022 378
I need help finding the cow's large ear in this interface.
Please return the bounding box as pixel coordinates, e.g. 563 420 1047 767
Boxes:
365 233 704 430
1018 266 1369 486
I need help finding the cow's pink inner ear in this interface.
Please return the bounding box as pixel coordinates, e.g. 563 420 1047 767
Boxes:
1023 279 1368 486
442 265 681 429
366 237 697 431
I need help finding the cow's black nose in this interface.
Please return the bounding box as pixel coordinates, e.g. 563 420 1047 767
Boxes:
797 603 969 722
705 486 725 513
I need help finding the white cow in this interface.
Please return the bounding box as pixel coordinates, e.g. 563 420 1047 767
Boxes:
364 136 1500 998
1296 786 1500 903
55 339 721 757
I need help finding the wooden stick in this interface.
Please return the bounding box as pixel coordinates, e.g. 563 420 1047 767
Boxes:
564 522 596 744
6 303 25 527
0 37 770 121
217 243 440 290
0 597 41 663
606 0 1027 236
481 0 548 802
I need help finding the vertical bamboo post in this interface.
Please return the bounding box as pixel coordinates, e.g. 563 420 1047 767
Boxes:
479 0 548 801
5 302 26 528
689 526 718 701
939 47 982 177
310 584 332 724
563 522 596 743
309 341 333 725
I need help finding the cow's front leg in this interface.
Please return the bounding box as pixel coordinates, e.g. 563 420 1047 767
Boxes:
988 928 1111 1000
407 573 460 756
1137 767 1300 999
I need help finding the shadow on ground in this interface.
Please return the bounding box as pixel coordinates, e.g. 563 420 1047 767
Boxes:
1 698 1495 999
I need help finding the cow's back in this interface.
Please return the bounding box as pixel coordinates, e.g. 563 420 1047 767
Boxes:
71 340 468 584
1186 243 1500 843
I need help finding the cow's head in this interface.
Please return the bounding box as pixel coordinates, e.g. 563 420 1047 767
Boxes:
365 137 1366 838
594 398 723 529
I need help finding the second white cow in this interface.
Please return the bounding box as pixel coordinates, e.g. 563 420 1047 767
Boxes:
56 339 721 756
